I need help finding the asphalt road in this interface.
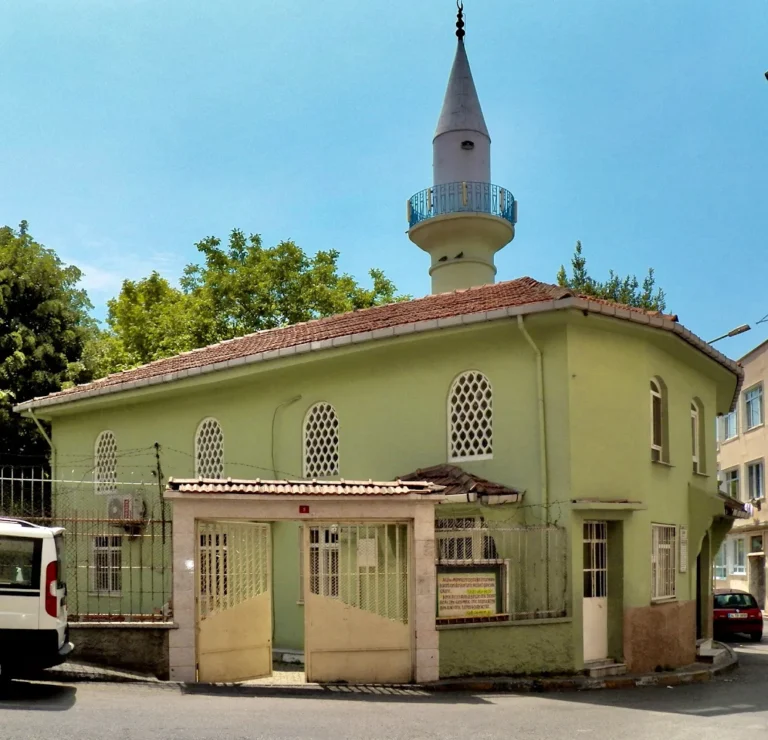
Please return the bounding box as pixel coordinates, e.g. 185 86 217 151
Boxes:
2 640 768 740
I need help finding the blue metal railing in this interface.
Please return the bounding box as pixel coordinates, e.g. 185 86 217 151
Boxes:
407 181 517 229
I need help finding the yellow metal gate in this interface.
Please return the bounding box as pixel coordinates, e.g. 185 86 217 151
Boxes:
196 521 272 682
304 523 412 684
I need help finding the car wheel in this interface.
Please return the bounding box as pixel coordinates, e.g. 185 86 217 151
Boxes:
751 633 763 643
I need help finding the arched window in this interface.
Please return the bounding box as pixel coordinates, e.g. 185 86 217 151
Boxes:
94 431 118 495
691 398 705 474
650 378 668 463
303 403 340 478
195 418 224 479
449 371 493 461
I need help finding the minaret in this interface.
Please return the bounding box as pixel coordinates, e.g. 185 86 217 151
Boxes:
407 3 516 294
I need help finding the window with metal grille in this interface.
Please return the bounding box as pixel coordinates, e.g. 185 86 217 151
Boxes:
199 531 228 609
435 518 500 563
309 526 339 597
92 535 122 594
650 379 667 462
94 431 118 496
195 418 224 479
731 537 746 575
651 524 676 601
583 521 607 598
303 403 339 478
748 460 764 500
745 384 764 431
449 371 493 461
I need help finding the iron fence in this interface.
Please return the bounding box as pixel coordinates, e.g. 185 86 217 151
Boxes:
0 468 172 622
407 181 517 228
435 517 568 622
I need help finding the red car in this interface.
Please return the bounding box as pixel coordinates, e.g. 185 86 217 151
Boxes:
713 590 764 642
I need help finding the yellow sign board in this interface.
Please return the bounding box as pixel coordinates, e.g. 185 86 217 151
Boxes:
437 571 497 618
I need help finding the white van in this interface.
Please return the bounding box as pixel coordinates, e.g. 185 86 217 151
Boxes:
0 517 73 680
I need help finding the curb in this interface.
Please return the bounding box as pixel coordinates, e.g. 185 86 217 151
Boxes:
39 646 739 696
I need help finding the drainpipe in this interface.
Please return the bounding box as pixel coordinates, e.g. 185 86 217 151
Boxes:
271 395 302 479
516 316 548 523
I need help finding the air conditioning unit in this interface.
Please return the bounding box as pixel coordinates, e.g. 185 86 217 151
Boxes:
106 495 137 521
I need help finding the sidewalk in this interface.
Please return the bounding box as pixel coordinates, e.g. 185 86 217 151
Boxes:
41 644 738 695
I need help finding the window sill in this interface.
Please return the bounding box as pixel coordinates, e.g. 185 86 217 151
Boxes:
449 454 494 463
651 597 677 605
651 459 674 468
719 437 740 447
693 471 710 478
731 571 747 577
745 424 765 435
87 592 123 598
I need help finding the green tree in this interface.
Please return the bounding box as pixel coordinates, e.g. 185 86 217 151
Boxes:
0 222 95 459
556 241 667 312
96 229 405 376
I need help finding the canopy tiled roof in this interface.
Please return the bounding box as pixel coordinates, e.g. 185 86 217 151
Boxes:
399 464 523 501
13 276 740 412
165 478 445 497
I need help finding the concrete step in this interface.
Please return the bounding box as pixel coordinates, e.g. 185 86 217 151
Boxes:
584 660 627 678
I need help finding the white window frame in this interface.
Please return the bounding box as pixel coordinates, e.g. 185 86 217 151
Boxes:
94 430 118 496
91 535 122 594
448 371 494 462
650 379 664 462
195 417 225 479
744 384 764 431
747 459 765 501
731 537 746 576
713 545 727 580
651 524 677 602
691 402 700 473
720 409 738 442
724 467 741 501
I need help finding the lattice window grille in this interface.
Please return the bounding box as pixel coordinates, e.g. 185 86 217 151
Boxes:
304 403 340 478
94 431 118 496
435 517 500 563
449 371 493 460
195 418 224 479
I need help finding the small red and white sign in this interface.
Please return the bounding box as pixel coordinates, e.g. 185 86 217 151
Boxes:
299 505 310 515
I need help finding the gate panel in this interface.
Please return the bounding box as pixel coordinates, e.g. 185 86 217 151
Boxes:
305 523 411 684
197 521 272 682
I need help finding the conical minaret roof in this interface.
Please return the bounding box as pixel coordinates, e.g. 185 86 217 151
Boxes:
434 39 490 141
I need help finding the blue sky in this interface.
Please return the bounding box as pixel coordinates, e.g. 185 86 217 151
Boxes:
1 0 766 358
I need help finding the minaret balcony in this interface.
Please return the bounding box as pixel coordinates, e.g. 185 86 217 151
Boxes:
407 181 517 229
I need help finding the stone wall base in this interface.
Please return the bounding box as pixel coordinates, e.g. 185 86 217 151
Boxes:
623 600 696 673
69 624 173 680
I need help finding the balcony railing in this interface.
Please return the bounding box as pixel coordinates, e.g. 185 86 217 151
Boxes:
407 181 517 229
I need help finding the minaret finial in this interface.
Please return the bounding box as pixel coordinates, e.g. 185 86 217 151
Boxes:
456 1 465 41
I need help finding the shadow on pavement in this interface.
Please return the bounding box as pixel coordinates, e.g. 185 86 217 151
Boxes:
539 639 768 718
0 680 77 711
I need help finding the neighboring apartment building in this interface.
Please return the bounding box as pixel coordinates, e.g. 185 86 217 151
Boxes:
716 339 768 607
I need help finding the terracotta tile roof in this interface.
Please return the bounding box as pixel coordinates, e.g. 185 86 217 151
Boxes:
14 275 739 412
399 464 523 501
165 477 445 497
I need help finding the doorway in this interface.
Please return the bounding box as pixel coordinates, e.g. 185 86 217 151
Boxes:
583 520 608 663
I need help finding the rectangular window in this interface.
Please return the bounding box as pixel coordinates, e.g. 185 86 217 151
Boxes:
751 535 764 553
721 410 738 441
745 384 764 431
651 524 677 601
724 468 741 500
714 545 727 580
92 535 122 594
731 538 746 575
748 460 765 501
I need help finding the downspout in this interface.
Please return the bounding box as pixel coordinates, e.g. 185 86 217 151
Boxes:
517 315 551 614
516 316 548 523
271 395 302 479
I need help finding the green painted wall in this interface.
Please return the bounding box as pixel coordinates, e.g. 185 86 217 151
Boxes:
39 309 737 674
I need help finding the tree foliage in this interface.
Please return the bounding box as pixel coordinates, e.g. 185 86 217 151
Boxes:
94 229 405 376
0 222 95 459
556 241 666 312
